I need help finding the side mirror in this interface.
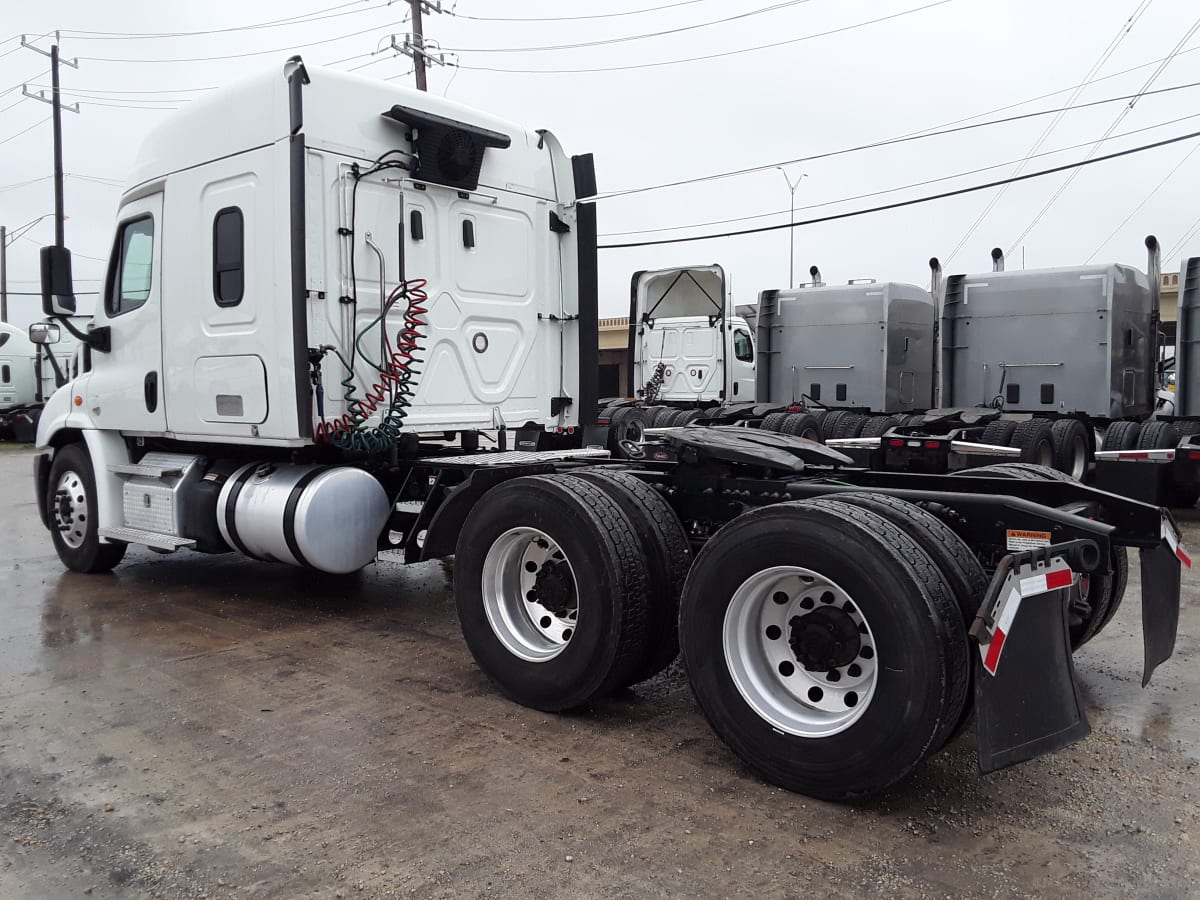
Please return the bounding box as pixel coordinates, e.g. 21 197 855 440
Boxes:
40 245 77 316
28 322 61 345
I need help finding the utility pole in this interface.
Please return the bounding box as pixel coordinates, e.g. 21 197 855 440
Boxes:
396 2 446 92
1 226 7 323
21 33 80 250
410 0 427 91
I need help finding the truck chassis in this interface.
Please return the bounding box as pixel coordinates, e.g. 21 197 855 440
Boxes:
34 424 1186 801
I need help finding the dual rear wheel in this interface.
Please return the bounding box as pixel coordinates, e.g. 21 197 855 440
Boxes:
456 477 980 799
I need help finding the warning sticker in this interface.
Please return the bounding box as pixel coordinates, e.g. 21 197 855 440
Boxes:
1006 529 1052 551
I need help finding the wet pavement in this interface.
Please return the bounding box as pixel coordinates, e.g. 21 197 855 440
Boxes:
0 444 1197 899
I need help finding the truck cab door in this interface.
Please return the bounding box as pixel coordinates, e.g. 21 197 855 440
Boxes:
84 193 167 433
729 323 756 401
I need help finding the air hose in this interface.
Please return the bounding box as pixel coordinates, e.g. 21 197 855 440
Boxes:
315 277 429 451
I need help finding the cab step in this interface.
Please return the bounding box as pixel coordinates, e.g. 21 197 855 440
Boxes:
98 526 196 551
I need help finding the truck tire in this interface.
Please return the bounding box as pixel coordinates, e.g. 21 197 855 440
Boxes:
860 415 901 438
1093 545 1130 635
831 413 869 439
643 405 669 426
761 412 790 432
1009 418 1055 467
979 419 1017 446
1136 420 1179 451
1169 484 1200 508
1101 420 1142 451
1174 420 1200 437
608 407 650 457
987 462 1073 481
571 469 690 685
818 410 848 441
46 443 128 574
827 493 986 626
827 492 987 748
676 409 706 425
1050 418 1091 479
781 413 821 441
454 475 650 711
678 500 969 799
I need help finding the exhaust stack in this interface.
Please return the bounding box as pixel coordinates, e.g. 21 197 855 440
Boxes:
991 247 1005 272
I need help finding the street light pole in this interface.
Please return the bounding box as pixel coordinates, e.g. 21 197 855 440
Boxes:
775 168 807 287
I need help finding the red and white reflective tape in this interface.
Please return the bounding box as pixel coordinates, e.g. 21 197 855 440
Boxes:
1162 514 1192 568
979 558 1076 676
1093 448 1176 463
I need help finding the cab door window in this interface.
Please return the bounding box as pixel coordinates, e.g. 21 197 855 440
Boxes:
733 328 754 363
106 216 154 316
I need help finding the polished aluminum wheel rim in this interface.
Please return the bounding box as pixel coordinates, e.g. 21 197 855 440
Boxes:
1067 434 1088 480
53 470 89 549
481 527 578 663
723 565 878 737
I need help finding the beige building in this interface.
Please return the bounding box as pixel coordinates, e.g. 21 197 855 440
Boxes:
1162 271 1180 346
598 317 631 399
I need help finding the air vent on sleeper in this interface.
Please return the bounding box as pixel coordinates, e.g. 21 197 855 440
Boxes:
380 104 511 192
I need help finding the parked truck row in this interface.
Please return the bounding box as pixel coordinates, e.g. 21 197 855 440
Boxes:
25 59 1189 800
603 241 1200 508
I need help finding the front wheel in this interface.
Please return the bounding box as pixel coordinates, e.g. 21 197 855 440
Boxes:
46 443 126 573
679 500 969 800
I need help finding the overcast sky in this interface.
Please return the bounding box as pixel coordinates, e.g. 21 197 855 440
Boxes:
2 0 1199 328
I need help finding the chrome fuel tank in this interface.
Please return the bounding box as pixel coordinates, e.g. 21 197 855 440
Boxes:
216 463 390 574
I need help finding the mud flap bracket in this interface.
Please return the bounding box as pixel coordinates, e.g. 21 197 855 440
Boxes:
970 541 1098 774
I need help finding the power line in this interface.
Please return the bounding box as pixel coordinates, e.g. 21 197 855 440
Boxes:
944 0 1156 265
1087 139 1200 262
77 100 180 110
1007 15 1200 255
77 20 402 64
596 127 1200 249
1 69 48 98
590 79 1200 201
0 117 49 149
1167 217 1200 261
599 112 1200 238
441 0 816 53
455 0 956 74
59 0 378 40
24 83 214 95
449 0 714 22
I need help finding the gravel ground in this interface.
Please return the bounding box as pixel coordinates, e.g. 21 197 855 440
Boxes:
0 447 1197 899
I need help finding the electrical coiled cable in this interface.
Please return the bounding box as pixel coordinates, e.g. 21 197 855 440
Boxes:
315 277 428 451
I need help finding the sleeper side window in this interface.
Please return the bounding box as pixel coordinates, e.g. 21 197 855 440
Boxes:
733 328 754 363
213 206 244 306
106 216 155 316
1 364 10 384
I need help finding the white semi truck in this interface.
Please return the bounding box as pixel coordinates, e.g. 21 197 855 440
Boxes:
0 319 83 442
599 265 758 446
29 58 1188 800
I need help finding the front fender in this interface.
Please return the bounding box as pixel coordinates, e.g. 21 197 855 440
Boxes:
35 374 92 448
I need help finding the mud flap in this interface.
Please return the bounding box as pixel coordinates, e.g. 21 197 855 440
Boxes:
1140 519 1188 687
970 543 1097 774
